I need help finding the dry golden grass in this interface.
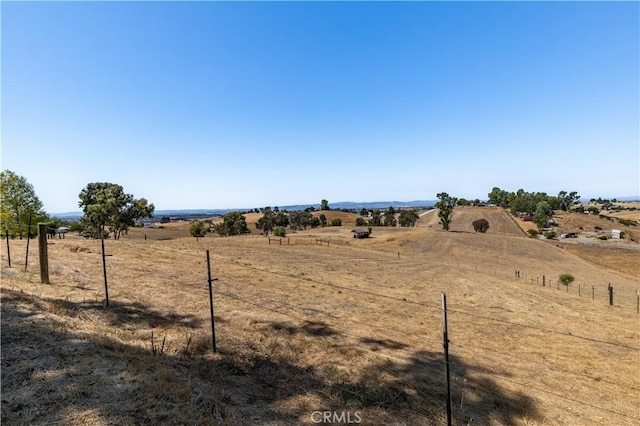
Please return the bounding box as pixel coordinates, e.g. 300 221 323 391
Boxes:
2 208 639 425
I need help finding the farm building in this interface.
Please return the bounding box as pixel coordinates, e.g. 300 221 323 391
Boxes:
351 228 371 239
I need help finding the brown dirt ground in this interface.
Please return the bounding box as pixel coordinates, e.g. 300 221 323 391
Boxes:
2 208 639 425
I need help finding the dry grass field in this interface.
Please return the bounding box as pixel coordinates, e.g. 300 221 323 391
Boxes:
2 208 639 425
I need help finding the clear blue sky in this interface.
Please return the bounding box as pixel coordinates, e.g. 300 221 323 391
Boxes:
2 1 638 212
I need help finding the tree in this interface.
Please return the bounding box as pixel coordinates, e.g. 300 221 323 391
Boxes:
369 210 382 226
436 192 457 231
0 170 46 238
331 218 342 226
557 191 580 212
355 217 367 226
384 207 397 226
319 213 327 227
289 210 313 230
488 187 510 208
359 208 368 217
215 211 248 236
533 201 554 229
472 218 490 233
255 209 275 235
78 182 155 239
398 209 419 227
190 220 207 237
273 226 286 237
320 199 330 211
558 273 574 288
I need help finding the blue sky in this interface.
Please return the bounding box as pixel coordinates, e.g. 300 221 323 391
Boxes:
2 2 638 212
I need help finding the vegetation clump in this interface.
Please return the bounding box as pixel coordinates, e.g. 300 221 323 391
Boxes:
558 273 575 287
472 218 490 233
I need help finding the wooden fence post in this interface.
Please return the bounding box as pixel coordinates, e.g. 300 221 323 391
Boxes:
24 215 33 272
5 224 11 268
37 223 49 284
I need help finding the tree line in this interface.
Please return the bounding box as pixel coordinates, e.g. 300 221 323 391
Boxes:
0 170 601 241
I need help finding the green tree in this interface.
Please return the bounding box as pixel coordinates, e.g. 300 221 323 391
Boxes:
558 273 574 288
255 209 275 235
533 201 554 229
215 211 248 236
319 213 327 227
273 226 286 237
359 208 368 217
398 209 419 227
369 210 382 226
331 218 342 226
436 192 457 231
289 210 313 230
78 182 154 239
384 207 397 226
488 187 510 208
190 220 207 237
320 199 330 211
355 217 368 226
557 191 580 212
0 170 46 238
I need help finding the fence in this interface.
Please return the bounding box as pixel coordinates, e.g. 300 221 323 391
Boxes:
3 236 639 424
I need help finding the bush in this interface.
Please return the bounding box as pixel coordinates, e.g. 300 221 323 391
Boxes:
472 218 490 233
598 235 608 240
558 273 574 287
331 218 342 226
527 229 539 238
273 226 286 237
618 218 638 227
190 220 206 237
355 217 367 227
544 231 556 239
594 226 602 231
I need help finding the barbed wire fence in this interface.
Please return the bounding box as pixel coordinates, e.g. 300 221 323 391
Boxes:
3 234 639 424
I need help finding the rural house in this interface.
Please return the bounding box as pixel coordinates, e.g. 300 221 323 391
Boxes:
351 228 371 239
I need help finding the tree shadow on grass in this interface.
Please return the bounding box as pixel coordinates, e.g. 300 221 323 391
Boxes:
47 297 206 329
1 289 541 425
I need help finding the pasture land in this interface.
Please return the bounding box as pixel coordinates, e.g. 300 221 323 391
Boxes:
2 208 639 425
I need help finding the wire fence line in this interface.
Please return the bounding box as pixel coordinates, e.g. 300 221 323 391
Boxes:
214 283 639 423
7 237 639 423
137 236 640 309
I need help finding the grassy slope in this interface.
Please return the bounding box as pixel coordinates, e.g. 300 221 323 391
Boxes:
2 207 639 425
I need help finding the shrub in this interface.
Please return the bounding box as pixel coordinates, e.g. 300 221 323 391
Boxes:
594 226 602 231
618 219 638 227
598 235 608 240
527 229 539 238
190 220 206 237
544 231 556 239
273 226 286 237
331 218 342 226
558 273 574 287
472 218 490 233
355 217 367 227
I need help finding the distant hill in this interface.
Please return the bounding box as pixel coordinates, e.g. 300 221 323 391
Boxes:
50 200 437 220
